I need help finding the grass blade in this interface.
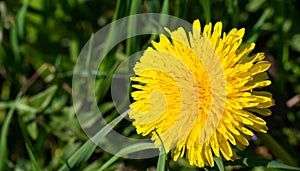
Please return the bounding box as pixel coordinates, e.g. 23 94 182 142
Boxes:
161 0 169 14
58 110 128 171
16 0 30 39
125 0 142 56
239 157 300 170
25 143 42 171
59 140 96 171
28 85 58 112
98 142 156 171
257 132 297 166
267 161 300 170
10 0 30 67
0 103 15 171
156 148 166 171
214 157 225 171
159 0 169 26
200 0 211 23
18 112 41 171
156 131 166 171
10 25 20 65
246 7 273 43
102 0 120 59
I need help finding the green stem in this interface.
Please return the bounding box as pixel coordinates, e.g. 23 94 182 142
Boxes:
257 132 298 166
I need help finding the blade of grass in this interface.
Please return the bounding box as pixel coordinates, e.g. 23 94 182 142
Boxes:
28 85 58 112
102 0 120 57
59 140 96 171
246 7 273 43
267 160 300 170
236 157 300 170
0 101 13 110
10 25 20 66
10 0 30 69
16 0 30 39
214 157 225 171
159 0 169 27
0 89 24 170
161 0 169 14
174 0 188 19
0 2 6 43
200 0 211 23
58 110 128 171
98 142 156 171
125 0 141 56
156 149 166 171
0 61 54 170
155 131 167 171
18 112 42 171
0 100 17 171
25 143 42 171
226 0 239 27
85 33 94 76
257 132 297 166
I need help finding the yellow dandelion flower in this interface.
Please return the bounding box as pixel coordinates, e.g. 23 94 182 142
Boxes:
129 20 274 167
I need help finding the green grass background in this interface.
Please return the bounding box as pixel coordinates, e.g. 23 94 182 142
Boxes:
1 0 300 170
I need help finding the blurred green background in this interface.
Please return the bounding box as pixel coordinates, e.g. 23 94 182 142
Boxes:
1 0 300 170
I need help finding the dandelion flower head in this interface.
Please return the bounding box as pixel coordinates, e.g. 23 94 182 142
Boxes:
129 20 274 167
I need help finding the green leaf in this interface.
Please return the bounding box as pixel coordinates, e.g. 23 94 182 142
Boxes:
16 102 39 114
159 0 169 26
51 93 69 112
257 133 297 166
58 110 128 171
98 142 156 171
200 0 211 23
25 113 38 139
59 140 96 171
25 143 42 171
231 157 300 170
161 0 169 14
0 100 17 170
99 102 114 114
0 102 13 110
16 0 30 39
126 0 142 56
154 131 167 171
18 111 43 170
146 0 160 13
29 85 58 112
157 151 166 171
10 25 20 65
16 85 58 139
246 7 273 43
101 0 120 61
214 157 225 171
85 33 94 77
17 85 58 115
267 161 300 170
